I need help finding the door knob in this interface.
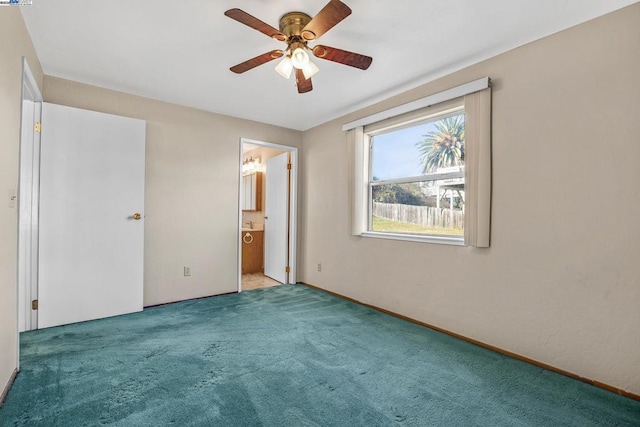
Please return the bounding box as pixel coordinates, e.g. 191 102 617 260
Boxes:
132 213 142 220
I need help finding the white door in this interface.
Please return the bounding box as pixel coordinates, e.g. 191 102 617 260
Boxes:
38 103 145 328
264 152 289 283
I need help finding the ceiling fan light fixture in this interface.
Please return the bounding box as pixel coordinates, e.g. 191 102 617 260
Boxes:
291 47 310 69
225 1 372 94
301 59 319 80
275 56 293 79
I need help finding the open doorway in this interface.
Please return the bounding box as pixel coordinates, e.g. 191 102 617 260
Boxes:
18 58 42 335
238 138 298 292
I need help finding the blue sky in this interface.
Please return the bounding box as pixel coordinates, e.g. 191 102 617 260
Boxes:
371 121 437 181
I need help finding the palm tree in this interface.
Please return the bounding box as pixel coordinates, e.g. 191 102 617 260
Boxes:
416 115 465 174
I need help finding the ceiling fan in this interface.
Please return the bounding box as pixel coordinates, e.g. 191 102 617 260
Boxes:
224 0 373 94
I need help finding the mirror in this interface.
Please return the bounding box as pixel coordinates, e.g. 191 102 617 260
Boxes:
242 172 262 211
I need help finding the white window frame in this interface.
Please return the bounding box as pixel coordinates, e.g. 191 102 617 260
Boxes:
363 105 466 245
346 77 491 247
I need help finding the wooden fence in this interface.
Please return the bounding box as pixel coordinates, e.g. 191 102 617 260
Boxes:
373 202 464 230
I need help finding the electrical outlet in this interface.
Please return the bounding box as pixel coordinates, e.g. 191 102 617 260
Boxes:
184 266 191 277
317 263 322 272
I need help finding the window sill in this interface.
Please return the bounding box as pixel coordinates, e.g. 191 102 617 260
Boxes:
360 231 465 246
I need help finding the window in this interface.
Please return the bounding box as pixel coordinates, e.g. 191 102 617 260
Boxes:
346 78 491 247
368 105 466 240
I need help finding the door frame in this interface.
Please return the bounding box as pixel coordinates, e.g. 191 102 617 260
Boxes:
17 58 43 367
237 138 298 291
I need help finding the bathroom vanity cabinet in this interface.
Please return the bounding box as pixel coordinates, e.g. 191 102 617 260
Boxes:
241 230 264 274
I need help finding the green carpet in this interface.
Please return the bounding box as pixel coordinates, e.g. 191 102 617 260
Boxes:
1 284 639 426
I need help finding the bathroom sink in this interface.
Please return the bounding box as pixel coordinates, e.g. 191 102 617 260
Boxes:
241 224 264 232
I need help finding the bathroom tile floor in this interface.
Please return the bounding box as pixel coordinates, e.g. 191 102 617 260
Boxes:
241 273 282 291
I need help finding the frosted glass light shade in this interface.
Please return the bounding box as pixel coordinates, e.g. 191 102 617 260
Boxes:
301 60 319 79
275 56 293 79
291 47 309 69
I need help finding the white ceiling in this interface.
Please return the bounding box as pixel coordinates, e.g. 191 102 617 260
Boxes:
21 0 638 131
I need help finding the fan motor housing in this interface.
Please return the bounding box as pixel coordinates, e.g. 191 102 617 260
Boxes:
279 12 312 38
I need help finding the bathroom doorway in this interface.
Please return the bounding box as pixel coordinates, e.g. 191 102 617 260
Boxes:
238 138 298 291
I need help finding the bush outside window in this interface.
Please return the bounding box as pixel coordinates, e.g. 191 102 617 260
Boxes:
368 106 465 239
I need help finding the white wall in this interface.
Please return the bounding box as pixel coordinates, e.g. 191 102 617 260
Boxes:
43 77 302 306
0 8 43 397
300 4 640 395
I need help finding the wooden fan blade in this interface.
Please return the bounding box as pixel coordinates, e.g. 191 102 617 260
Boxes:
312 45 372 70
295 69 313 93
230 50 284 74
224 8 286 41
300 0 351 41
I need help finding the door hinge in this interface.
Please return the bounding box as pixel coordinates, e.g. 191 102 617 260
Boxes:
287 162 292 170
285 266 290 273
31 299 38 310
34 122 41 133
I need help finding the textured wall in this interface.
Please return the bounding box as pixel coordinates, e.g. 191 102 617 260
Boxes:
0 8 43 396
300 4 640 394
44 77 301 306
